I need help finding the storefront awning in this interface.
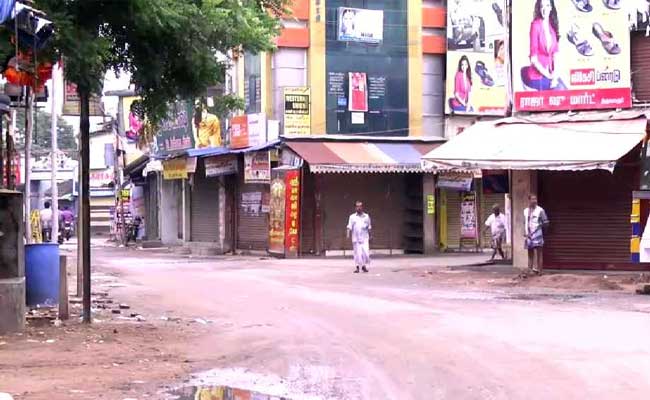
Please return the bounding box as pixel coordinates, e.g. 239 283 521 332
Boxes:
286 141 442 173
421 118 647 172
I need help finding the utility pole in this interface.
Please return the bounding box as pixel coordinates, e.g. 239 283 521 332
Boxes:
25 88 33 243
79 90 91 323
50 65 59 239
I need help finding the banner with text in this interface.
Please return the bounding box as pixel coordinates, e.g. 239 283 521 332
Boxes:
512 0 631 111
445 0 507 115
284 87 311 135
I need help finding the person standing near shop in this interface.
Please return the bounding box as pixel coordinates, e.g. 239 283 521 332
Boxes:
485 204 507 261
524 194 549 274
347 201 371 274
40 201 53 242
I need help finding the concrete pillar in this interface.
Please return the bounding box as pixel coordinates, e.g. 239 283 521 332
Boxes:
160 178 180 245
511 170 537 269
182 179 191 242
422 173 437 254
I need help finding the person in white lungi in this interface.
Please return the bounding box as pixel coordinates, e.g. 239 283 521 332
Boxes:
347 201 372 273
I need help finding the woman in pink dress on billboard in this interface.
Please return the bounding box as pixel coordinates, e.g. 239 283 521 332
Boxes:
521 0 566 91
448 55 472 112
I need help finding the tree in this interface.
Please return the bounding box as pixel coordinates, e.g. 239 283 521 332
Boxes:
26 0 285 322
13 108 76 152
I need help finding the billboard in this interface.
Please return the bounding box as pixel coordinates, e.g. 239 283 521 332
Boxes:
512 0 631 112
153 102 194 157
337 7 383 44
283 87 310 135
445 0 507 115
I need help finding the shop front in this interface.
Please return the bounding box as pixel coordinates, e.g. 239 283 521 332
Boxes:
283 139 442 256
422 114 649 271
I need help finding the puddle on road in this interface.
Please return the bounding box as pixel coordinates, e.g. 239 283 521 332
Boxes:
167 385 290 399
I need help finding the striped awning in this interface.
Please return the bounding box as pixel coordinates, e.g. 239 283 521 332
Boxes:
285 141 441 173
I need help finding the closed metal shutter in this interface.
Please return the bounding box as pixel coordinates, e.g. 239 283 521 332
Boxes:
145 173 159 240
480 192 505 248
237 168 269 250
445 189 461 249
191 160 220 242
539 167 635 269
632 32 650 102
321 174 406 251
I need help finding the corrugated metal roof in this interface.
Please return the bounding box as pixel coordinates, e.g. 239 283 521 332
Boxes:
286 141 441 173
422 118 647 172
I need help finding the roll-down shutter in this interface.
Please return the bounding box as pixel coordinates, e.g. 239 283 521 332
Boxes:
191 160 220 242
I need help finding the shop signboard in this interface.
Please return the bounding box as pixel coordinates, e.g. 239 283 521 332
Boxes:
337 7 383 44
229 115 249 149
153 102 194 156
244 151 271 183
247 113 266 148
283 87 311 135
460 191 478 240
268 167 301 257
205 155 237 177
445 0 507 116
437 172 473 191
162 158 188 180
512 0 631 111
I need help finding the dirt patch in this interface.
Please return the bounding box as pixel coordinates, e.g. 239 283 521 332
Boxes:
510 274 624 291
0 318 209 400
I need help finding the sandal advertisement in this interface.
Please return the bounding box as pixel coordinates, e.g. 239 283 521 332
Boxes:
512 0 631 112
445 0 507 116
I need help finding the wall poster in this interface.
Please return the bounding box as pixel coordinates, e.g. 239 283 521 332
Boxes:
348 72 368 112
244 151 271 183
460 191 478 240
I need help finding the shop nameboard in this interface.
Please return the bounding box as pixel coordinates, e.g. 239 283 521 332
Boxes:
337 7 383 44
268 167 301 257
153 102 194 156
437 172 473 191
162 158 188 180
284 87 311 135
512 1 631 111
460 191 478 239
230 113 267 149
445 0 507 115
348 72 368 112
205 155 238 177
244 151 271 183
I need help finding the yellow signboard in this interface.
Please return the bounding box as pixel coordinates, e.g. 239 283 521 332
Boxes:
162 158 188 180
283 87 311 135
427 194 436 215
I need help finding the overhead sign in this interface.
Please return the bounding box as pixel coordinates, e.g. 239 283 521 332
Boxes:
337 7 383 44
284 87 311 135
512 1 631 111
205 155 237 177
154 102 194 156
445 0 507 116
244 151 271 183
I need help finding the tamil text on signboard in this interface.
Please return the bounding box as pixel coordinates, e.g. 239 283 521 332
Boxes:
284 87 311 135
284 169 301 257
205 155 237 177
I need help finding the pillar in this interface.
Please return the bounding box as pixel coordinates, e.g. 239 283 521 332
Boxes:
511 170 537 269
422 173 437 254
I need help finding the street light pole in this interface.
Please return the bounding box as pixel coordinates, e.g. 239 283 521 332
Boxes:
51 65 59 239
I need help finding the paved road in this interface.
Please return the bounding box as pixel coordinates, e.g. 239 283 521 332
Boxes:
99 247 650 400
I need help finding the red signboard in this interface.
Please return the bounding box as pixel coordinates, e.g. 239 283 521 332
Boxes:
229 115 249 149
514 88 632 112
284 169 300 257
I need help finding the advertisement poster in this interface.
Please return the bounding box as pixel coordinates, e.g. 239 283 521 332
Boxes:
348 72 368 112
153 102 194 157
284 87 311 135
445 0 507 115
205 155 237 177
284 169 301 257
337 7 383 44
512 0 631 112
229 115 249 149
193 105 222 148
162 158 188 180
268 171 287 254
630 4 650 31
244 151 271 183
247 112 267 148
241 191 262 216
121 96 143 142
460 191 478 239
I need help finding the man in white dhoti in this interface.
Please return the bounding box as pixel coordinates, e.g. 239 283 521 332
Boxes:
347 201 372 273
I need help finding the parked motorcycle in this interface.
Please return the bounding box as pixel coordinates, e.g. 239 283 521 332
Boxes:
57 221 73 244
126 216 141 244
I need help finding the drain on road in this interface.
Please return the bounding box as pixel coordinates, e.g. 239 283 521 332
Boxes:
497 293 587 301
167 385 290 399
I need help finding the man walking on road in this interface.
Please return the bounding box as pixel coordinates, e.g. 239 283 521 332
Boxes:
524 194 549 275
485 204 507 261
40 201 53 242
347 201 371 273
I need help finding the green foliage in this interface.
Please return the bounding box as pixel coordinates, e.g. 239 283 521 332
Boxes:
32 0 285 124
13 108 77 151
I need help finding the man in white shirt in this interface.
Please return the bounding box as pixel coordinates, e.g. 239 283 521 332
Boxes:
40 201 53 242
524 194 550 275
347 201 371 273
484 204 506 261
